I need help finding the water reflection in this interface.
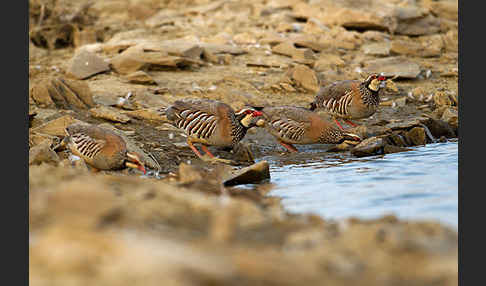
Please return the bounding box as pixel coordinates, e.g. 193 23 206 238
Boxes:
263 141 458 229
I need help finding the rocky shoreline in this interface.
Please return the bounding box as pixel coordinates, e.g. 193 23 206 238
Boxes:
29 0 458 285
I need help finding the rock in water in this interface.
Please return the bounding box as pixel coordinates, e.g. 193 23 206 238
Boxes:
223 161 270 186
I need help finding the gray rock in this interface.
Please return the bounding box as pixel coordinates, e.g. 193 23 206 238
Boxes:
223 161 270 186
66 50 110 80
362 56 421 79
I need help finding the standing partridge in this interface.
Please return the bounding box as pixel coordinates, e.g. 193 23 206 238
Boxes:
256 106 361 153
63 123 146 173
310 73 391 130
165 99 263 163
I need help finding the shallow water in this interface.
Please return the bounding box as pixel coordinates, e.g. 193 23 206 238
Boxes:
263 141 458 229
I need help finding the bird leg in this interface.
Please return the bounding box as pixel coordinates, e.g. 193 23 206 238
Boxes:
197 143 235 165
334 118 345 131
187 139 204 158
200 145 216 158
278 140 298 153
344 119 358 127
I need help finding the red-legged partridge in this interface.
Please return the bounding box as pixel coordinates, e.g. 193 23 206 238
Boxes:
256 106 361 153
310 73 391 130
165 99 263 163
63 123 146 173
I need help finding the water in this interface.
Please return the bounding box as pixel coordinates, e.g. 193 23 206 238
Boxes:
264 141 458 229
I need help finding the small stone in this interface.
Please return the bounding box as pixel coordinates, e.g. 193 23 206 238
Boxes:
222 161 270 186
406 127 427 146
89 106 131 123
272 41 298 58
29 141 60 166
288 64 319 92
66 50 110 80
362 42 391 56
233 32 257 45
123 71 156 85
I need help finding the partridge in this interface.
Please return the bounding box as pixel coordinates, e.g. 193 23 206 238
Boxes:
63 123 146 173
310 73 391 130
165 99 263 163
256 106 361 153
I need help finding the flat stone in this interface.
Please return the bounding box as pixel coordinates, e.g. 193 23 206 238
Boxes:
222 161 270 186
89 106 131 123
31 115 84 137
424 0 458 21
66 50 110 80
362 56 421 79
395 14 441 36
123 108 167 122
362 42 391 56
272 42 298 58
123 71 156 85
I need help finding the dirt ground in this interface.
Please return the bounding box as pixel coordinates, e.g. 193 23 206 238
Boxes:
29 0 458 285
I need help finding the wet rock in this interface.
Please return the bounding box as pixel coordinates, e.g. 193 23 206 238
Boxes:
89 106 131 123
30 78 95 110
29 141 60 166
286 64 319 92
66 50 110 80
420 117 456 139
123 71 156 85
406 127 427 146
362 42 391 56
222 161 270 186
351 136 409 157
441 108 458 131
31 115 84 137
362 56 421 79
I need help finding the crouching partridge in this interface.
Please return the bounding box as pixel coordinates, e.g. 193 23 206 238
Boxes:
310 73 392 130
256 106 361 153
165 99 263 164
63 123 146 174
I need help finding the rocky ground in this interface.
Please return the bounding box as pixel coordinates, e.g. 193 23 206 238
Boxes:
29 0 458 285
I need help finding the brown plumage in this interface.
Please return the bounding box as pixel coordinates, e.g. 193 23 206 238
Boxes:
310 73 389 130
64 123 146 173
257 106 361 152
165 99 263 160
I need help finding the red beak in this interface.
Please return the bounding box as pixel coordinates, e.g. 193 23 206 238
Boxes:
252 111 263 116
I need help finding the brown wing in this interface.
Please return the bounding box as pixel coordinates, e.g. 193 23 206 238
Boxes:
166 99 232 141
262 107 310 143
